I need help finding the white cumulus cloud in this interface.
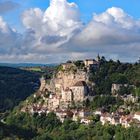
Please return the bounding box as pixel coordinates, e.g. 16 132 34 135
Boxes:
64 7 140 62
0 16 22 55
0 2 140 63
22 0 82 48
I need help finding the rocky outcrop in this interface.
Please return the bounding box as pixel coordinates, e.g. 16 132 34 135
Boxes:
53 70 88 90
21 61 96 113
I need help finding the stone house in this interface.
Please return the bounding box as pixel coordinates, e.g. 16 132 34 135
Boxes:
133 112 140 121
55 109 73 122
55 110 68 122
100 113 120 126
100 113 112 125
120 115 132 128
100 112 133 127
123 94 138 103
72 109 91 122
48 94 60 110
80 118 92 125
94 109 102 115
78 109 91 118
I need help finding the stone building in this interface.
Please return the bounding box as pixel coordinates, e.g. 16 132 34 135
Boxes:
60 81 89 105
111 84 128 95
133 112 140 121
62 88 73 102
48 94 60 110
84 59 96 66
71 81 88 102
84 59 99 70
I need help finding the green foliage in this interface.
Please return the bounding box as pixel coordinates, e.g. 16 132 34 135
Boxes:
90 95 123 111
4 112 61 139
1 111 140 140
110 73 128 84
62 119 79 131
89 59 140 96
126 64 140 86
118 86 132 95
56 65 63 72
0 66 40 113
133 87 140 97
6 112 61 131
74 60 85 69
0 121 36 140
92 114 100 123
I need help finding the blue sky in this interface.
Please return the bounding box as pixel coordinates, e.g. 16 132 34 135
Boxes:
2 0 140 32
70 0 140 21
0 0 140 63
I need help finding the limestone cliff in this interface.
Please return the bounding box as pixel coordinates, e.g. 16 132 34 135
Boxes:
21 60 98 113
52 70 87 91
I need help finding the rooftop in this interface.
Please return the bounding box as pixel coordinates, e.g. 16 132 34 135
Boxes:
85 59 96 61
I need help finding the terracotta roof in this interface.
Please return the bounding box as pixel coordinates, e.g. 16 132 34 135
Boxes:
73 81 87 87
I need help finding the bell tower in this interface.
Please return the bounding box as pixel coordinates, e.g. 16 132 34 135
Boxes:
96 53 100 62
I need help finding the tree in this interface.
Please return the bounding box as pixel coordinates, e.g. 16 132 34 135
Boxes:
110 73 128 84
118 86 132 95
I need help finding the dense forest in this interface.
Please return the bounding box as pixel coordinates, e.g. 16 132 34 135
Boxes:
0 66 40 113
0 65 56 113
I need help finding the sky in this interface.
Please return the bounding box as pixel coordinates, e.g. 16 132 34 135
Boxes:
0 0 140 63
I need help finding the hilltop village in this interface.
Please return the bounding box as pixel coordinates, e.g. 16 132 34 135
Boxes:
21 56 140 128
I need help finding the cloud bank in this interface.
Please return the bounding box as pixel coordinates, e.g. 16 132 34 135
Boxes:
0 0 140 63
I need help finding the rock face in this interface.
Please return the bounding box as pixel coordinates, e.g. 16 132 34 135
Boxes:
44 63 90 109
22 61 98 113
53 69 88 90
39 77 46 91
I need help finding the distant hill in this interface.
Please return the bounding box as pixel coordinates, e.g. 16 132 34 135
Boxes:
0 66 40 113
0 63 58 68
